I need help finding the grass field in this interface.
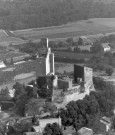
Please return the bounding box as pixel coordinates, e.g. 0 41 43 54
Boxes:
53 51 93 59
12 18 115 40
55 63 73 74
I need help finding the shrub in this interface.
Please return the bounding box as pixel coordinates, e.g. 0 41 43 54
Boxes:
105 67 114 76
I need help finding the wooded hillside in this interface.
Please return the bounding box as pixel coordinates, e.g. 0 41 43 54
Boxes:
0 0 115 30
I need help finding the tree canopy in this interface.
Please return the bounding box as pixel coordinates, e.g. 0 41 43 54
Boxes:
60 84 115 132
0 0 115 30
43 123 63 135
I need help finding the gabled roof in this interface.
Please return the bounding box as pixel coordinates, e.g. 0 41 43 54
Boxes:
100 116 111 125
78 127 93 135
101 43 110 48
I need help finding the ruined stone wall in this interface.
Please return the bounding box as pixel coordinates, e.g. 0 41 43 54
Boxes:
84 67 94 92
63 90 89 105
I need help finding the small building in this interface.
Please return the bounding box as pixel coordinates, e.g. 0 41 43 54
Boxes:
0 61 6 68
32 117 61 133
63 126 76 135
78 45 91 51
100 116 111 132
77 127 93 135
101 43 111 52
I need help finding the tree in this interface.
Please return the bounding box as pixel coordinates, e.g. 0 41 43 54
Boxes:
49 41 57 48
40 38 47 47
13 121 32 133
0 122 8 135
66 38 74 46
90 40 103 54
44 102 57 114
13 82 25 98
111 116 115 131
43 123 63 135
10 58 13 65
78 37 83 45
14 93 28 116
25 98 45 116
1 86 9 97
57 42 66 47
105 67 114 76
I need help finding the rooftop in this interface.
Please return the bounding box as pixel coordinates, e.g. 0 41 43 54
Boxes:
0 111 10 120
78 127 93 135
101 43 110 48
63 126 76 135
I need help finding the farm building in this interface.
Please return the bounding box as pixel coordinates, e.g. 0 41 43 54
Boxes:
32 117 61 133
78 45 91 51
101 43 111 52
77 127 93 135
99 116 111 132
0 61 6 68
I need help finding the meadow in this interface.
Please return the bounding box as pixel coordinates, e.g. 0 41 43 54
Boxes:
53 51 93 59
13 18 115 40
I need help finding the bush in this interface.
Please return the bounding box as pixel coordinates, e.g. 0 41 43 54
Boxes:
105 67 114 76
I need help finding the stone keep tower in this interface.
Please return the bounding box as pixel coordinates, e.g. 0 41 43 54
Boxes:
74 64 94 93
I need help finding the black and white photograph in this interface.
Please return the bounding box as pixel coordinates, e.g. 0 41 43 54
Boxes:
0 0 115 135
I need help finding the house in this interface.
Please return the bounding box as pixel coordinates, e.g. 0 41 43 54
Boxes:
63 126 76 135
0 61 6 68
24 132 42 135
77 127 93 135
101 43 111 52
100 116 111 132
78 45 91 51
32 117 61 133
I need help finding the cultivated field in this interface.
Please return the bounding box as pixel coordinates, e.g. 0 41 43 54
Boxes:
13 18 115 40
53 51 93 59
0 30 26 46
0 59 45 85
0 50 28 61
55 63 73 74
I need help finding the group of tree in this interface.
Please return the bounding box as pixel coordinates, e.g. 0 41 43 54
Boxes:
87 38 115 74
43 123 63 135
11 81 57 117
17 37 90 55
87 52 114 75
0 0 115 30
60 84 115 132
